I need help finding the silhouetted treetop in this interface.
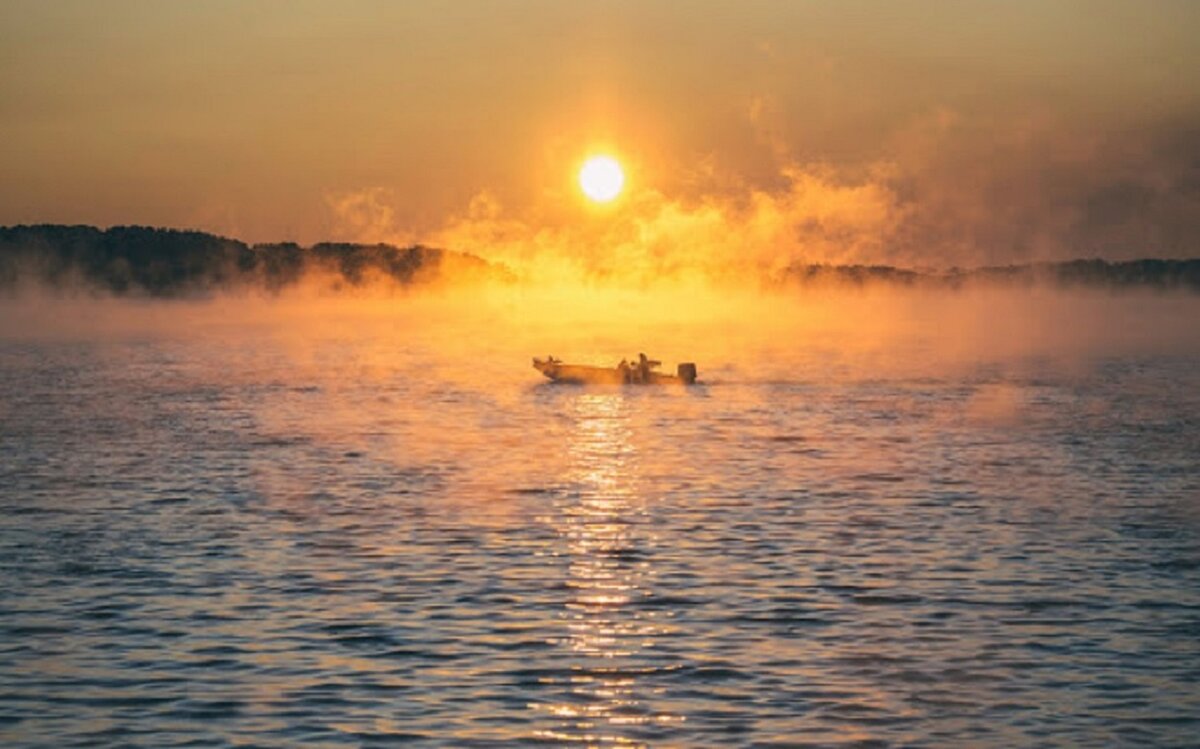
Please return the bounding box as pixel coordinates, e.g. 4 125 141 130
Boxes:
0 224 498 296
1 224 1197 295
776 258 1200 292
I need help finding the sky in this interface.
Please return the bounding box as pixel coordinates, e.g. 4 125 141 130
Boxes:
1 1 1198 269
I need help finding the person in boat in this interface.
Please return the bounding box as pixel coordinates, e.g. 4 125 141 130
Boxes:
636 353 650 383
617 358 631 383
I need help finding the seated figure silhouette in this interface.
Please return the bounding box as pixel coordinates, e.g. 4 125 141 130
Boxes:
636 353 650 384
617 358 631 384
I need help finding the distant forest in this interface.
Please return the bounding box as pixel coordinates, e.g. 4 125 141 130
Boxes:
0 224 497 296
2 224 1198 295
776 258 1200 292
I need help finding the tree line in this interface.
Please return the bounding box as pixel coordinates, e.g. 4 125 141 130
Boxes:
2 224 1196 295
0 224 496 295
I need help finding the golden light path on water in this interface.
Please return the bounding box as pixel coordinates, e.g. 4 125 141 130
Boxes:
536 393 683 745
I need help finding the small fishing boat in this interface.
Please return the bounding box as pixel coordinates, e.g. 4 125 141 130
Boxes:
533 354 698 385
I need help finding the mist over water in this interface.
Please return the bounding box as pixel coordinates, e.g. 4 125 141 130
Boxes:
2 282 1199 746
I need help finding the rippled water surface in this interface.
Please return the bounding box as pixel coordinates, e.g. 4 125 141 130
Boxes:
2 300 1199 747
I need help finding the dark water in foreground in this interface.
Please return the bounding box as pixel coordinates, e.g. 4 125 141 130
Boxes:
1 314 1199 747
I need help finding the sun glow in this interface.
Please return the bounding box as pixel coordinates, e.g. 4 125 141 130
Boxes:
579 156 625 203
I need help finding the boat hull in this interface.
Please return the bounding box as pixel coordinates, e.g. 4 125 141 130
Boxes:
532 358 695 385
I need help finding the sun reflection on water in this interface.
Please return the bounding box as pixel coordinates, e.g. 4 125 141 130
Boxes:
534 392 683 745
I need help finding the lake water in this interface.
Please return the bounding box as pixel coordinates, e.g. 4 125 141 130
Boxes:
1 290 1199 747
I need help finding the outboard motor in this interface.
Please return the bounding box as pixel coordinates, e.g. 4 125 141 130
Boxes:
677 362 698 384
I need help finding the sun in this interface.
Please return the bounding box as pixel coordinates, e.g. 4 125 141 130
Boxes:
579 155 625 203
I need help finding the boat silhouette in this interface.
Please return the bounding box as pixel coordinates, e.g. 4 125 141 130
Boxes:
533 353 698 385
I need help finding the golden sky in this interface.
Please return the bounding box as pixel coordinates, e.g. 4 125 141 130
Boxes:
2 1 1198 267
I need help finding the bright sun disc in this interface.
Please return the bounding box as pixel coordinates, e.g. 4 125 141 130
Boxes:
579 156 625 202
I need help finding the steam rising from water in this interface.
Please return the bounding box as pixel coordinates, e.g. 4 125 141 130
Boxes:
318 111 1200 279
422 165 905 282
2 279 1197 389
